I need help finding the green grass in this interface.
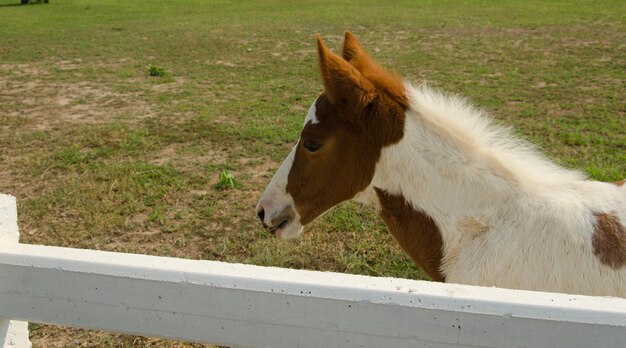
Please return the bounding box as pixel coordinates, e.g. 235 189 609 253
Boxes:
148 64 167 77
0 0 624 346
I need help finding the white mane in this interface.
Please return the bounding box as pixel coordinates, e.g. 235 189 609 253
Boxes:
404 82 585 189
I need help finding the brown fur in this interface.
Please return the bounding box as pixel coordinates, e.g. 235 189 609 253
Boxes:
316 34 375 108
341 31 408 108
592 212 626 269
613 179 625 187
375 188 445 282
341 31 362 62
286 33 406 224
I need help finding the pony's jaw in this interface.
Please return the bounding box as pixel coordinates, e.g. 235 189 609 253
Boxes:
256 146 304 239
274 221 304 239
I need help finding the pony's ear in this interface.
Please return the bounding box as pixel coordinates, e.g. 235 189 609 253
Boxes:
342 30 364 62
317 34 373 107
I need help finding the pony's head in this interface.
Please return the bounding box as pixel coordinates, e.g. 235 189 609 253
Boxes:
256 31 408 238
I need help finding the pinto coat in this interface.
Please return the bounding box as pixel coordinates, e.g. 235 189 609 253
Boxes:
257 31 626 297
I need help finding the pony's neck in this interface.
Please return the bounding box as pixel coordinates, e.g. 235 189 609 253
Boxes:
373 83 584 215
358 83 586 276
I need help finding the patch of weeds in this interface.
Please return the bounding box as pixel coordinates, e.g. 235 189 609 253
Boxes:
174 233 188 248
215 169 238 190
28 323 43 331
52 145 91 169
199 203 215 219
96 336 114 346
148 205 167 226
148 64 166 77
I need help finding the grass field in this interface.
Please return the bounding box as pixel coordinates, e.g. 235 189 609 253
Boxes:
1 0 624 346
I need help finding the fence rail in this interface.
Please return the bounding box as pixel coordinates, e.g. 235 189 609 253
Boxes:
1 193 626 348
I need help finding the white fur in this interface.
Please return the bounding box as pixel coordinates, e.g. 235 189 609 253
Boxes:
305 98 320 125
256 146 303 239
363 82 626 297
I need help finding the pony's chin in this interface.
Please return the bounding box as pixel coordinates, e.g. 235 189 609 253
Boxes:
275 222 303 239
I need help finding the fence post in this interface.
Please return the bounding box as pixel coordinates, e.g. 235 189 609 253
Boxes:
0 194 31 348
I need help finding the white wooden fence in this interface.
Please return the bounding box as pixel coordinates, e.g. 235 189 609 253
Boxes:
1 193 626 348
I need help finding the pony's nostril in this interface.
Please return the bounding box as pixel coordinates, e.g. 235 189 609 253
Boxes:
257 208 265 223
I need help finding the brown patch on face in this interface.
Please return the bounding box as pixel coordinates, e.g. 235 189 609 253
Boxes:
613 179 625 187
375 188 445 282
287 93 405 224
592 212 626 269
285 33 407 224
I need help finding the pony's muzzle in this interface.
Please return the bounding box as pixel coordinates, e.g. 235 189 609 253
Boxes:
256 204 295 233
255 201 302 238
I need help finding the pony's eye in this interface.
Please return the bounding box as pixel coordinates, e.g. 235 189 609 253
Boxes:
303 139 322 153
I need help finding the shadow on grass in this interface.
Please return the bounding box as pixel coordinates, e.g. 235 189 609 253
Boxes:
0 0 49 6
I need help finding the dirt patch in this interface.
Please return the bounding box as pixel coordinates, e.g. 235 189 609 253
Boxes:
150 77 187 93
56 59 84 71
147 143 231 169
0 62 152 132
0 63 51 78
207 60 238 67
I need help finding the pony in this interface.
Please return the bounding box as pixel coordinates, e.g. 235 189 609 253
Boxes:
256 31 626 297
